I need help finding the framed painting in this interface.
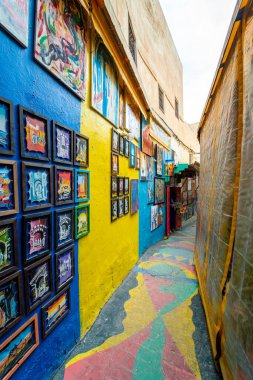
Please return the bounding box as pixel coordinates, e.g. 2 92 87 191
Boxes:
151 205 158 231
55 246 74 292
118 198 124 218
41 286 70 340
119 85 125 130
124 196 129 215
111 153 119 175
55 166 74 206
154 177 165 204
131 179 139 214
119 135 124 156
19 106 50 161
22 212 51 265
156 145 163 176
0 160 19 216
111 176 118 199
0 271 23 338
55 208 74 250
0 218 18 278
135 147 140 170
112 128 119 153
124 138 129 157
124 177 129 195
35 0 87 99
118 177 124 197
74 132 89 168
22 162 53 212
147 156 155 181
75 169 90 203
125 94 140 141
158 204 164 227
53 122 73 165
129 142 135 168
111 199 118 222
75 205 90 239
0 0 29 47
0 96 14 155
140 152 147 181
147 181 154 204
24 255 53 314
0 315 39 380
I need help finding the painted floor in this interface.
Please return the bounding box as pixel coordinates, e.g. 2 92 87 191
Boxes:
53 220 220 380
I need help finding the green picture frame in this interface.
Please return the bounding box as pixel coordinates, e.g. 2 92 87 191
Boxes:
75 204 90 239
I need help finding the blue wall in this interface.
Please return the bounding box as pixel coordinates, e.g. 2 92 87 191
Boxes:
0 2 81 379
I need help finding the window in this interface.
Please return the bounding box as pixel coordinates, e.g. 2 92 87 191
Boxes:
158 85 164 112
175 98 179 119
128 16 137 64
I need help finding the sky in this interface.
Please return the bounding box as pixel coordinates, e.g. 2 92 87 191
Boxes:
159 0 238 124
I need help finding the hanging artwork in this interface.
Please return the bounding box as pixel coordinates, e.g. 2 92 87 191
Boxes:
154 177 165 204
158 204 164 226
35 0 87 98
0 315 39 380
151 205 158 231
111 129 119 153
124 177 129 195
0 160 19 216
75 169 90 203
75 205 90 239
147 156 155 181
24 255 52 313
125 93 140 141
19 106 50 161
124 138 129 157
22 162 53 212
124 196 129 215
140 152 147 181
55 167 74 206
92 34 119 126
0 0 29 47
165 161 174 176
156 145 163 176
0 218 18 278
55 246 74 292
41 287 70 339
119 135 124 156
118 177 124 197
119 86 125 130
23 212 51 265
131 179 139 214
0 96 14 155
74 132 89 167
0 271 23 337
150 119 171 150
111 176 118 199
55 208 74 250
53 122 73 165
111 153 119 175
118 198 124 218
142 117 152 156
129 142 135 168
111 199 118 222
147 181 154 204
135 147 140 170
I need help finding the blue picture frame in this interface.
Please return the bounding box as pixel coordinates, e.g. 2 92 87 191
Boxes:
75 169 90 203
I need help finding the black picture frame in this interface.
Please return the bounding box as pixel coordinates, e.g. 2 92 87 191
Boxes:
111 176 118 199
55 208 74 250
55 245 75 292
124 196 129 215
111 128 119 153
111 153 119 175
119 135 124 156
0 271 23 338
24 255 53 314
53 122 73 165
55 166 74 206
0 218 19 278
118 198 124 218
124 177 129 195
22 162 53 212
19 106 50 161
111 199 118 222
154 177 165 204
0 96 14 156
22 212 52 266
0 160 19 217
118 177 124 197
124 138 129 157
41 286 70 340
73 132 89 167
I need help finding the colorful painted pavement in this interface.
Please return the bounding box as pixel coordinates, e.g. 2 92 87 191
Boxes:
54 221 220 380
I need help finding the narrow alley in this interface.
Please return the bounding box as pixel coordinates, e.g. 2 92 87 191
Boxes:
54 219 219 380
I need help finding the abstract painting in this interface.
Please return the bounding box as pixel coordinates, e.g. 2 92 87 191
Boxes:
165 161 174 176
158 204 164 226
146 156 155 181
55 208 74 250
147 181 154 204
0 315 39 380
35 0 87 98
55 167 74 206
0 218 18 278
156 145 163 176
111 199 118 222
55 246 74 292
92 34 119 126
140 152 147 181
53 122 73 165
75 205 90 239
0 271 23 337
0 160 19 216
151 205 158 231
23 212 51 265
154 177 165 204
0 96 14 155
0 0 29 47
41 287 70 339
75 169 89 203
131 179 139 214
74 132 89 167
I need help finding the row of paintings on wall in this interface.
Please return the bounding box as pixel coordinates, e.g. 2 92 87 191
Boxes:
151 205 164 231
111 129 140 171
111 179 138 222
0 97 89 167
111 197 129 222
111 176 129 198
0 160 90 216
140 145 163 181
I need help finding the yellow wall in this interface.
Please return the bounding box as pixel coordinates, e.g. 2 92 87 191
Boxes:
78 42 139 337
